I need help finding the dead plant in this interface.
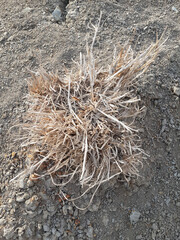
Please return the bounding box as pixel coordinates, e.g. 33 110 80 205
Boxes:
11 19 166 209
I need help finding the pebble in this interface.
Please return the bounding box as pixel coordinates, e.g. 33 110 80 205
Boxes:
52 6 62 22
43 210 49 220
67 205 73 215
173 86 180 96
47 204 57 216
136 235 143 240
18 226 25 237
152 223 158 231
74 208 78 217
18 179 25 189
102 213 109 227
176 202 180 207
22 7 32 14
55 231 61 237
16 193 29 203
3 226 15 239
130 210 141 224
86 226 93 239
25 226 33 238
62 205 68 215
27 179 34 188
0 217 5 225
89 200 101 212
43 224 50 232
172 6 178 13
25 195 39 211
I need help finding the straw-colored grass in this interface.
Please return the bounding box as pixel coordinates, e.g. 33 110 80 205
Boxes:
11 23 165 208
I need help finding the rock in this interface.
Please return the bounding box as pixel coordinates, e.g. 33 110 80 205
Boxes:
27 179 34 187
152 223 158 231
173 86 180 96
3 227 14 239
47 204 57 216
43 224 50 232
51 227 56 234
89 200 101 212
18 226 26 237
67 205 73 215
52 6 62 22
16 192 29 202
62 205 68 215
55 231 61 237
25 195 39 211
136 235 143 240
172 6 178 13
176 202 180 207
22 7 32 14
102 213 109 227
26 210 37 218
0 32 8 43
25 226 33 238
43 210 49 220
19 179 26 189
0 217 5 225
130 210 141 224
73 208 78 217
86 226 93 239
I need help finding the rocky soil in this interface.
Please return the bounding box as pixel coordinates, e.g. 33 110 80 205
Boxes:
0 0 180 239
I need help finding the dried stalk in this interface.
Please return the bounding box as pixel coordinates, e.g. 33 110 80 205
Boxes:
11 23 165 208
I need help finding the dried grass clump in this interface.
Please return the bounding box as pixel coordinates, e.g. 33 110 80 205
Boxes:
12 27 165 207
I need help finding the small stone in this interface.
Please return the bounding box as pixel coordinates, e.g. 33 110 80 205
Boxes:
11 152 16 158
62 205 68 215
102 213 109 227
47 204 56 212
73 208 78 217
43 224 50 232
89 200 101 212
172 6 178 13
16 193 29 202
18 226 25 237
136 235 143 240
19 179 25 189
86 226 93 239
0 32 8 43
55 231 61 237
43 210 49 220
176 202 180 207
173 86 180 96
52 6 62 22
130 210 141 224
26 210 37 218
0 218 5 225
22 7 32 14
67 205 73 215
51 228 56 234
25 195 39 211
152 223 158 231
3 227 14 239
27 179 34 187
25 226 33 238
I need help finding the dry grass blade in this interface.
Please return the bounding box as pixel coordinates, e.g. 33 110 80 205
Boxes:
11 26 165 208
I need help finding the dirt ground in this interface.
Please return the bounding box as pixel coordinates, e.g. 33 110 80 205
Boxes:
0 0 180 239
